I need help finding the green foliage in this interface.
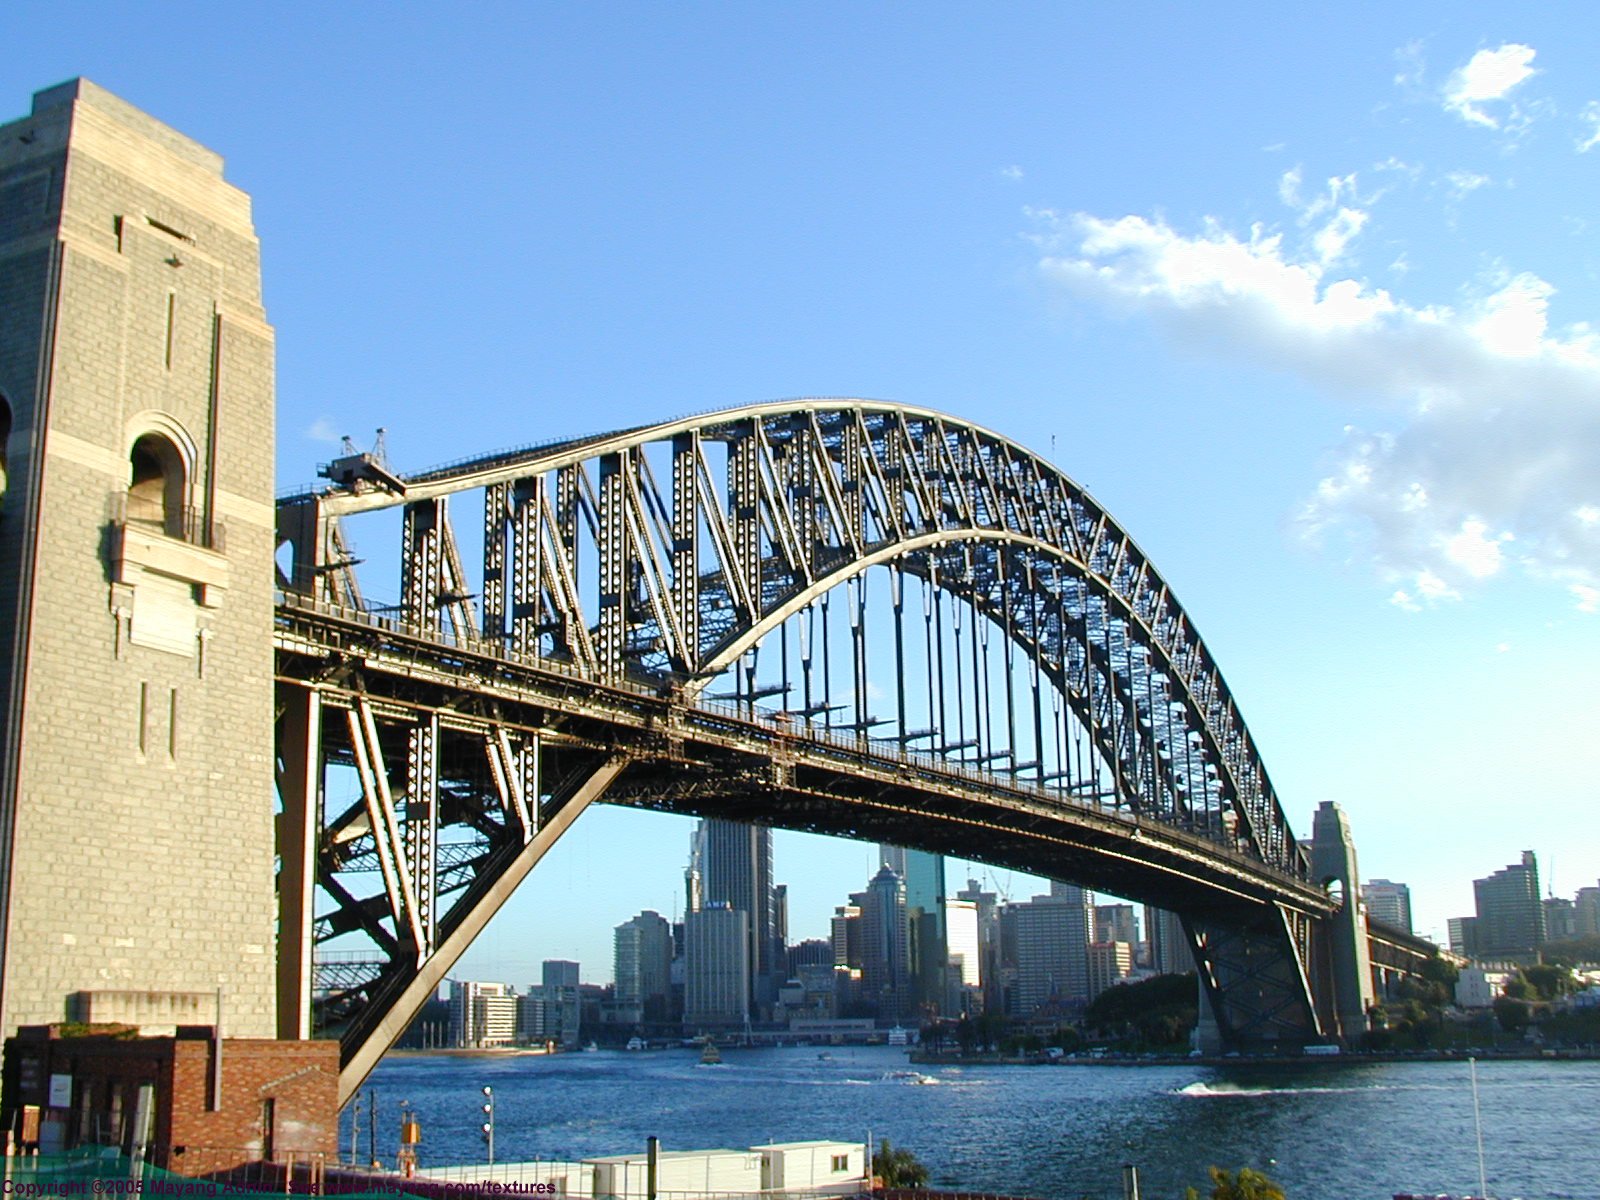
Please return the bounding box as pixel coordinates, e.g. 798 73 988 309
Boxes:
873 1138 929 1189
1420 954 1460 987
1521 963 1573 1001
1541 935 1600 967
1493 995 1531 1032
1183 1166 1286 1200
1083 971 1198 1047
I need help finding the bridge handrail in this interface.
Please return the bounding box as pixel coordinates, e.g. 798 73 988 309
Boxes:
274 591 1320 899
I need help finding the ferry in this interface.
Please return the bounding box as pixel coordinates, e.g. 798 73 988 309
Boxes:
699 1039 723 1065
886 1026 910 1046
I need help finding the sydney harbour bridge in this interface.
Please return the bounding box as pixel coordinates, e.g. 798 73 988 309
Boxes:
273 399 1433 1102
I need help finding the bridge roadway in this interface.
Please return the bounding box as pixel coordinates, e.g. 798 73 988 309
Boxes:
276 593 1335 924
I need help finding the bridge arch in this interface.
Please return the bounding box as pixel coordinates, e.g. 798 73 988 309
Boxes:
276 399 1351 1094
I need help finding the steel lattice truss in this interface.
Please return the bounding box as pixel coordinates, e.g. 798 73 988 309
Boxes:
275 399 1338 1097
284 401 1305 871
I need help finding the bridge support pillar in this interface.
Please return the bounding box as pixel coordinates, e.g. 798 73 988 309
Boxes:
1309 800 1376 1043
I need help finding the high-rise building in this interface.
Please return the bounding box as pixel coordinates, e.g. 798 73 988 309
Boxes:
1472 852 1545 960
831 900 863 969
861 866 911 1021
534 960 582 1046
615 910 674 1023
1448 916 1480 959
1011 884 1093 1014
1573 884 1600 938
698 818 777 1014
943 897 981 1014
1143 906 1191 975
450 981 518 1047
1543 897 1578 943
1087 941 1135 1001
880 844 948 1017
1361 879 1414 934
1094 904 1138 947
684 903 749 1028
956 878 1002 1012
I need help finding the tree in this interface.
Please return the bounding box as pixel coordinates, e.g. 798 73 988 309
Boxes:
1521 964 1573 1002
873 1138 929 1189
1184 1167 1286 1200
1493 996 1531 1033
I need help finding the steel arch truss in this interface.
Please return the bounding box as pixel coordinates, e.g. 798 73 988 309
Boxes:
276 400 1331 1085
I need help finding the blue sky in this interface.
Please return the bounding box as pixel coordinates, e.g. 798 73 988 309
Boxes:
11 3 1598 983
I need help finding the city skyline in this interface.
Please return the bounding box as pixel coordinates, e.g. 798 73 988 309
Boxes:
8 5 1595 984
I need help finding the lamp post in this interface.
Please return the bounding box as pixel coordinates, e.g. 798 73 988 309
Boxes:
481 1086 495 1166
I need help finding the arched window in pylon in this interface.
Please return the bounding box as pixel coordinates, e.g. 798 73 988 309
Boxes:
127 430 188 539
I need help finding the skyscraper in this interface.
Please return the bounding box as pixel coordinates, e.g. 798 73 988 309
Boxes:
698 818 777 1013
684 903 750 1028
1472 852 1545 960
1012 883 1094 1014
1361 879 1414 934
861 865 911 1021
615 910 674 1024
1143 906 1191 975
880 844 948 1017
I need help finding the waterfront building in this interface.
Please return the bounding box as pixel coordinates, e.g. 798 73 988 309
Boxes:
684 902 749 1028
614 911 674 1025
1143 906 1191 975
1010 883 1093 1015
1086 941 1135 1001
527 960 582 1047
860 865 911 1021
450 981 518 1047
1472 852 1545 961
1455 966 1512 1008
1360 879 1414 934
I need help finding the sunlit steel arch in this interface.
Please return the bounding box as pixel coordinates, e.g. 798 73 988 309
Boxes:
302 398 1305 878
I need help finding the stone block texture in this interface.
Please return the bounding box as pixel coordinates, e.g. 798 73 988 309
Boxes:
0 80 278 1040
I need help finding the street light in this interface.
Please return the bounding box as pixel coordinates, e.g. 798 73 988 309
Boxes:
481 1085 495 1166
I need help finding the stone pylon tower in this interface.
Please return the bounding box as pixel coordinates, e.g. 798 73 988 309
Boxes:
0 80 277 1039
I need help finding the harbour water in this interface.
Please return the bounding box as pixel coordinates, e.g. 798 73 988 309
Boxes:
344 1047 1599 1200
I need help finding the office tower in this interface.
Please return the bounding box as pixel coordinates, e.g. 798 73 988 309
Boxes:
831 898 864 969
1574 885 1600 938
956 878 1002 1011
1011 884 1093 1014
536 960 582 1046
1087 941 1135 1001
1472 852 1545 960
1543 897 1577 943
944 900 981 988
1144 906 1191 975
1361 879 1414 933
1448 916 1480 959
880 844 948 1016
698 818 777 1013
615 910 674 1023
684 903 750 1028
1094 903 1138 947
861 865 911 1021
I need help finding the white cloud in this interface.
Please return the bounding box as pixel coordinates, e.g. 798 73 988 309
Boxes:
1441 44 1538 129
999 165 1024 181
305 417 343 445
1444 170 1491 200
1577 102 1600 153
1036 209 1600 610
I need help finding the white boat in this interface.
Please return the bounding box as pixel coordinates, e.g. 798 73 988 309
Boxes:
625 1036 645 1051
886 1026 910 1046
